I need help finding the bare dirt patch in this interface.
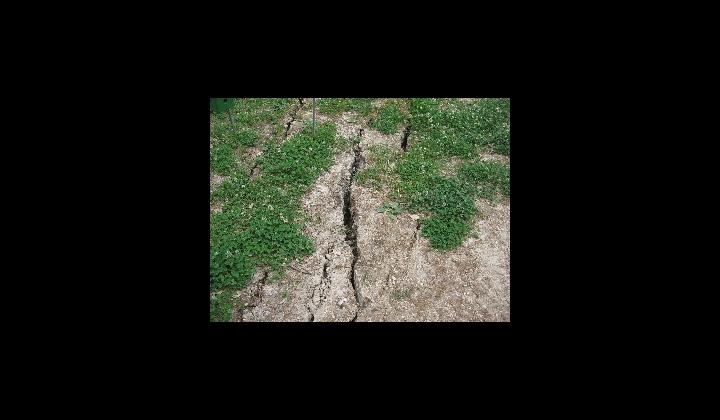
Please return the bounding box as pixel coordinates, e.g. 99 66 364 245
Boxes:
363 126 405 151
210 173 227 192
351 184 510 321
478 151 510 165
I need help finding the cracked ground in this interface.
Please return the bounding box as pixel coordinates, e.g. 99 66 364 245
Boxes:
210 98 510 322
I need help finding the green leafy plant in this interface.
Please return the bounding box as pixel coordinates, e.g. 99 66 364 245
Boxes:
210 143 237 175
370 102 405 134
457 160 510 199
210 291 236 322
235 128 258 147
317 98 375 117
386 98 511 250
404 175 478 250
377 201 403 219
210 99 298 189
210 236 255 291
407 98 510 158
231 98 297 127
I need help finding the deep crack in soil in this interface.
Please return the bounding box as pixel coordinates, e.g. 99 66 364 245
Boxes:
401 125 411 151
284 98 304 139
343 136 364 321
256 270 268 298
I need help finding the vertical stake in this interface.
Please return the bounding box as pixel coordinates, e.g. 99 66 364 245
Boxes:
313 98 316 135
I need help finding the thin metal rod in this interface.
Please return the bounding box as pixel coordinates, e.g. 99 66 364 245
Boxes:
312 98 316 134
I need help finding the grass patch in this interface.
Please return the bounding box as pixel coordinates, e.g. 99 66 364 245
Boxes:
369 101 405 134
408 98 510 158
210 98 295 170
235 128 258 147
211 98 294 139
231 98 297 128
210 122 340 291
317 98 375 117
457 160 510 199
210 143 237 175
355 144 401 191
407 174 478 250
384 98 511 250
210 291 236 322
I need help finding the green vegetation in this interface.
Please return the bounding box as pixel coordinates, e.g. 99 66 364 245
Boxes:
317 98 375 117
359 98 510 250
369 101 405 134
210 98 296 175
210 98 294 142
210 143 237 175
457 160 510 199
400 170 478 250
377 201 403 220
355 144 401 191
210 291 237 322
408 98 510 158
211 122 340 292
319 98 408 134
